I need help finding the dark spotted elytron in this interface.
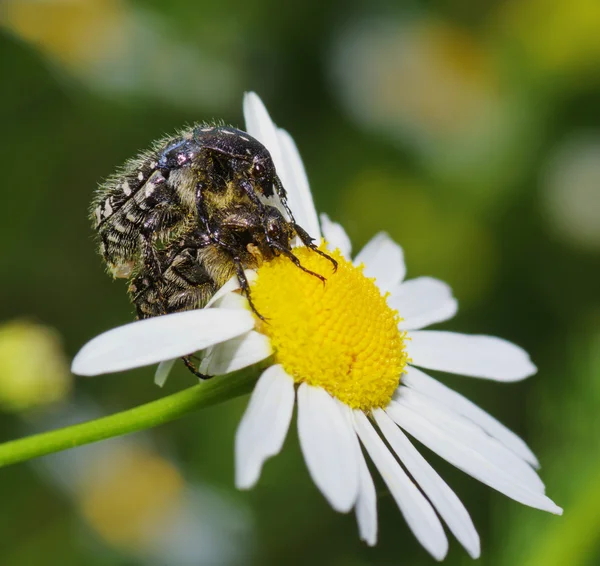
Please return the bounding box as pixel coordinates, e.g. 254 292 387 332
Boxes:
92 124 335 377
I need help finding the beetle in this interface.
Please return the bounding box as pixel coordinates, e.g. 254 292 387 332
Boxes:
91 124 335 376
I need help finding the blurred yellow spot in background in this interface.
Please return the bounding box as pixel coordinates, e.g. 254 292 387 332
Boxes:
0 0 125 69
331 17 530 211
0 0 238 109
78 445 184 550
0 320 71 412
376 21 500 141
498 0 600 76
333 18 505 145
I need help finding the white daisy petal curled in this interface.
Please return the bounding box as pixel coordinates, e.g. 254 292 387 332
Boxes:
200 331 272 376
354 233 406 293
402 366 540 467
297 383 359 513
72 309 255 376
387 401 562 514
373 409 480 559
353 411 448 561
407 331 537 381
235 365 295 489
389 277 458 330
205 277 239 307
320 213 352 258
205 271 257 309
210 291 248 311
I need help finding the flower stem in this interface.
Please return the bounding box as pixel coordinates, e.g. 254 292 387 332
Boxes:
0 365 263 469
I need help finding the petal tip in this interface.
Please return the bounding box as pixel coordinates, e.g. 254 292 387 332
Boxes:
466 537 481 560
329 498 355 514
361 534 377 547
243 90 260 108
525 360 538 377
511 358 538 381
432 544 449 562
71 353 99 377
234 457 261 491
234 474 257 491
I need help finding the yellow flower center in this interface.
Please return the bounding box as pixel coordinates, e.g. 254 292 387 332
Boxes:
251 245 408 410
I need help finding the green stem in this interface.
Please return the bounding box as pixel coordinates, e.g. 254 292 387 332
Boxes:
0 365 263 469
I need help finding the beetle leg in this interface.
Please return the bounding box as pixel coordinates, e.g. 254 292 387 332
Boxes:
195 192 266 320
237 178 274 242
267 240 327 284
272 176 338 272
233 258 267 321
195 181 213 234
293 224 338 272
182 355 213 380
273 175 296 222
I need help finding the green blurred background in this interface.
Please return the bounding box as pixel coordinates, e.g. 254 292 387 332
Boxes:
0 0 599 564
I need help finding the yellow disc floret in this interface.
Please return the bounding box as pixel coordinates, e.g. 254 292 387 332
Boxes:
251 245 408 411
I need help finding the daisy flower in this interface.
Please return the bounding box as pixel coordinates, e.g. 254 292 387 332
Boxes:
72 93 562 560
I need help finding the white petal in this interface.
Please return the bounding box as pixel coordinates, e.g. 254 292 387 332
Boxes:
407 331 537 381
278 129 321 240
373 409 480 558
205 270 257 309
389 277 458 330
402 366 539 467
205 276 240 308
320 213 352 258
355 445 378 546
211 291 249 311
199 331 272 375
352 411 448 561
243 92 284 169
387 401 562 514
354 233 406 293
297 384 359 512
337 402 377 545
235 365 295 489
242 92 320 239
154 359 176 387
396 388 545 493
72 310 255 376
